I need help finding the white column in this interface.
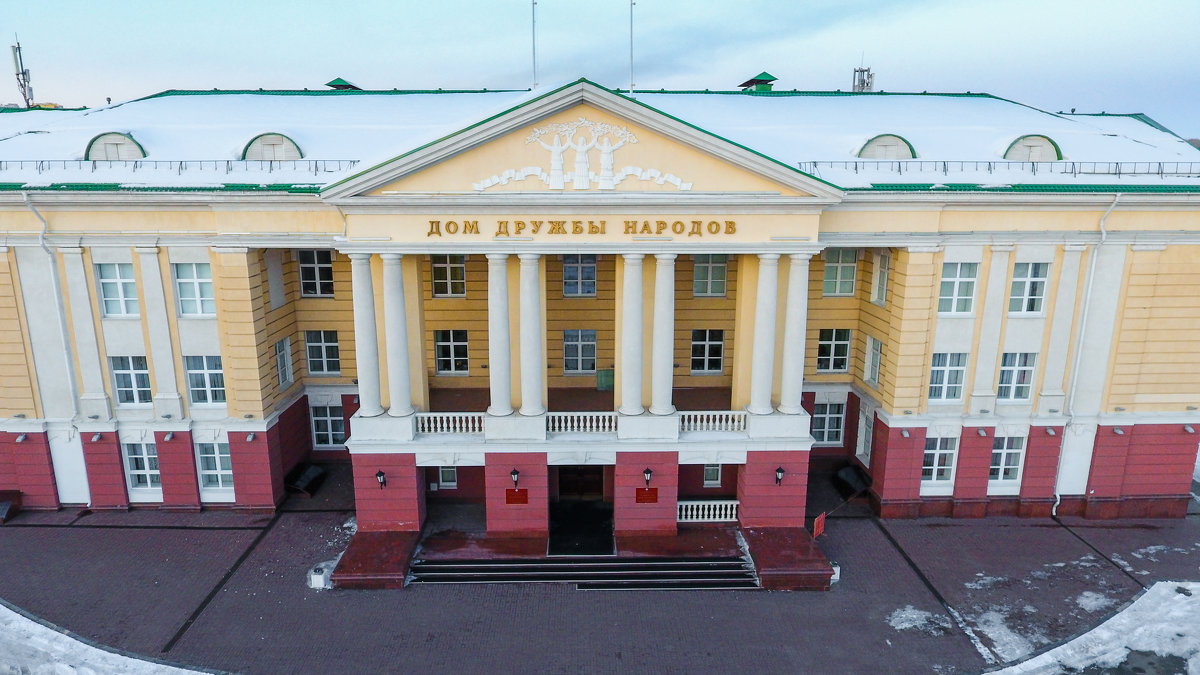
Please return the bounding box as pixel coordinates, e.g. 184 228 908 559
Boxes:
486 253 513 416
778 253 812 415
618 254 645 415
381 254 414 417
748 254 781 415
349 253 383 417
61 247 112 419
968 244 1012 414
649 253 676 415
136 246 183 420
518 254 545 416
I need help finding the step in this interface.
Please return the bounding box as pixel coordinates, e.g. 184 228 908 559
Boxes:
410 560 750 573
579 579 762 591
409 570 757 584
413 555 748 567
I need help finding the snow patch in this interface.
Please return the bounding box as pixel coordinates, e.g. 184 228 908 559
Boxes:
1076 591 1116 613
971 609 1043 661
965 573 1006 590
887 606 953 635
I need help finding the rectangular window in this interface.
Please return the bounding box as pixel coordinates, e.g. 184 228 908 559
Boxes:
563 329 597 374
997 352 1036 400
693 254 728 297
865 336 883 387
196 442 234 489
96 263 139 316
311 405 346 447
431 255 466 297
989 436 1025 494
298 250 335 297
439 466 458 489
928 353 967 401
562 254 597 297
434 329 469 374
184 356 225 404
690 329 724 374
811 403 845 444
305 330 340 375
1009 262 1049 313
110 356 151 405
822 248 857 296
123 443 161 489
275 337 293 388
174 262 215 315
921 437 958 496
816 329 852 373
871 253 890 305
702 464 722 487
938 262 978 314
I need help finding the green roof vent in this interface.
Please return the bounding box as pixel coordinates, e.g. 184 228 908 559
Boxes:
738 72 777 92
325 78 361 91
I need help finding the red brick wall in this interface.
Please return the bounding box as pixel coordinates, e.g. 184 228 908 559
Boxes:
228 431 283 510
1086 426 1132 498
81 433 128 509
273 396 313 476
1020 427 1063 502
353 453 425 532
1 432 58 509
155 430 200 511
737 450 809 528
954 427 993 501
485 452 547 537
869 421 925 503
1122 425 1198 497
614 452 678 535
678 463 738 498
842 392 861 457
425 465 486 502
340 394 359 446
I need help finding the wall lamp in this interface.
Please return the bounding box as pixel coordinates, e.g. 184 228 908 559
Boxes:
164 432 174 442
1113 427 1125 435
643 467 653 487
1184 425 1195 434
510 468 520 487
246 432 256 442
90 433 102 442
977 428 988 437
775 466 785 486
375 470 386 489
1046 428 1057 436
901 429 910 438
14 434 27 443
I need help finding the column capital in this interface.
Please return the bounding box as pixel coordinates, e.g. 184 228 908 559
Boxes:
757 253 781 263
347 252 374 262
379 252 403 262
622 253 645 261
517 253 541 262
654 253 677 262
788 252 814 262
134 246 160 255
485 253 510 262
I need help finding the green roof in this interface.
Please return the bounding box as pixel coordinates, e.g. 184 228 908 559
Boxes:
136 87 526 100
0 183 321 193
853 183 1200 193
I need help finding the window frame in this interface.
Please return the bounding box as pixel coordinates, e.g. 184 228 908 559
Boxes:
110 355 152 406
822 248 857 297
431 255 467 298
928 352 968 402
434 329 469 375
988 436 1025 495
438 466 458 490
816 328 852 373
123 442 162 502
562 254 597 298
195 441 234 501
298 250 335 298
690 329 725 375
702 464 722 488
692 254 728 297
920 437 958 497
1009 262 1049 314
811 403 845 445
275 337 293 388
305 330 341 376
95 262 139 317
562 329 598 375
184 355 226 405
864 336 883 387
871 252 890 305
173 262 215 316
310 404 346 448
997 352 1037 401
938 262 978 315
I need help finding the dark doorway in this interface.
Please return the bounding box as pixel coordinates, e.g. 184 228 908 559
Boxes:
549 466 614 556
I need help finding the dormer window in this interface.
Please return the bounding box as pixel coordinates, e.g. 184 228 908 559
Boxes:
85 133 146 160
242 133 303 161
857 134 915 159
1004 135 1061 161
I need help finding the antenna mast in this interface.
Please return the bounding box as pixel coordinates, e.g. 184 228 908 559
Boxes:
853 66 874 93
628 0 635 95
11 36 33 108
531 0 538 88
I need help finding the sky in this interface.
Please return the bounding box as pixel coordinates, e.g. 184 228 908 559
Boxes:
5 0 1200 139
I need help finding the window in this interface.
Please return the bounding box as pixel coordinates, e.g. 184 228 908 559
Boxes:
562 254 597 297
816 329 852 373
434 330 469 374
563 329 597 374
865 336 883 387
174 263 215 315
929 353 967 401
1009 263 1049 313
311 405 346 447
858 134 915 160
1004 135 1059 161
871 253 890 305
275 337 293 388
811 403 845 444
431 255 466 297
693 254 727 296
822 249 857 296
921 437 958 496
110 356 151 405
989 436 1025 494
123 443 161 489
997 353 1036 401
702 464 722 487
196 442 234 489
85 132 145 160
184 356 225 404
96 263 138 316
938 262 978 314
298 250 334 297
243 133 303 161
305 330 340 375
690 329 724 374
439 466 458 489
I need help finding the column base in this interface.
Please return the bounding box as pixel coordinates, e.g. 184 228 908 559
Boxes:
746 412 811 439
485 414 546 441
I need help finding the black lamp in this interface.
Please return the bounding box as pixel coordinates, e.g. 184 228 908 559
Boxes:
510 468 520 487
775 466 785 485
375 470 386 489
643 467 653 487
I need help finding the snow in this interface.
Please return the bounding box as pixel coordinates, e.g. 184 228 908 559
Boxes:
972 609 1043 662
1075 591 1116 612
886 606 953 634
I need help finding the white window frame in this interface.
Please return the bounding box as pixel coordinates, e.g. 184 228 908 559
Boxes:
173 262 215 316
431 255 466 298
864 336 883 387
310 405 346 447
123 442 162 502
275 337 293 388
871 252 890 305
997 352 1037 401
811 403 845 445
938 262 978 314
298 250 335 298
822 248 857 297
690 329 724 375
439 466 458 489
195 441 235 502
1009 262 1049 314
434 329 469 375
816 328 852 373
110 356 152 406
184 355 225 405
693 254 728 297
920 437 958 497
562 329 597 374
988 436 1025 495
96 262 139 317
702 464 722 488
856 408 875 467
562 254 597 297
928 353 967 402
305 330 340 375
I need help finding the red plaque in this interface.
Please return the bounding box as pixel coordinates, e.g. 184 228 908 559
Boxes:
635 487 658 504
505 488 528 505
813 512 826 538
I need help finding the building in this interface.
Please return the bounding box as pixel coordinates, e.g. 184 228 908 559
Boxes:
1 78 1198 557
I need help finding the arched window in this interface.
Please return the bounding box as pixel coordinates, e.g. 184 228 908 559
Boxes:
1003 135 1062 161
857 134 916 160
85 132 146 160
242 133 303 160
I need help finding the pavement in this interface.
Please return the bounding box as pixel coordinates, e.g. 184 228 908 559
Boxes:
0 463 1197 675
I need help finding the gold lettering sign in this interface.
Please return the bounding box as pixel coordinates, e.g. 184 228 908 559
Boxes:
427 218 735 238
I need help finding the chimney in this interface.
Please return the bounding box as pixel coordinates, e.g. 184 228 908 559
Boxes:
738 72 777 93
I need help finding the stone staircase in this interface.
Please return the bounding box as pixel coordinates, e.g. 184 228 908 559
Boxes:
407 555 760 591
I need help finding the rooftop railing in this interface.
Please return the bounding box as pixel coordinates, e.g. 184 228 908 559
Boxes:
798 160 1200 178
0 159 360 176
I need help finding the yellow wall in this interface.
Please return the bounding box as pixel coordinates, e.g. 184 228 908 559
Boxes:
0 249 38 418
545 255 615 389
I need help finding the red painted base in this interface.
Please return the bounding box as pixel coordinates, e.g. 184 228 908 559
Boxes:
331 531 422 590
740 527 834 591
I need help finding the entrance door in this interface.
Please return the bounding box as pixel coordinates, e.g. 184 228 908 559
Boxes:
548 465 613 556
558 465 604 500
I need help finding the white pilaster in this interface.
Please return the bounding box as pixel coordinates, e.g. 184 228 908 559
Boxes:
381 254 414 417
486 253 513 416
349 253 383 417
748 254 781 414
649 253 676 416
136 246 183 420
618 254 645 416
967 244 1012 415
61 248 112 420
1037 245 1084 416
778 253 812 415
518 254 545 416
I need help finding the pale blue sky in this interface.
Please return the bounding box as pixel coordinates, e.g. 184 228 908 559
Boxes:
6 0 1199 138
